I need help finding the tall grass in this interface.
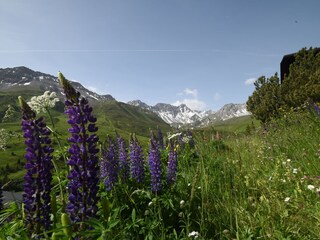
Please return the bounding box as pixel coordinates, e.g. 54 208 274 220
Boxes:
192 110 320 239
1 108 320 239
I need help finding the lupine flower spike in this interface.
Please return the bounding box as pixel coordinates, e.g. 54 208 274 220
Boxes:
187 130 195 148
58 72 100 229
100 136 119 191
178 132 185 149
116 133 129 181
0 183 3 211
19 96 53 236
157 127 164 149
167 140 178 185
129 134 145 184
149 135 162 194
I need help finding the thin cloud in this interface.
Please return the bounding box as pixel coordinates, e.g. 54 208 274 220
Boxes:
173 99 206 111
183 88 198 98
213 92 221 101
174 88 206 111
245 78 257 85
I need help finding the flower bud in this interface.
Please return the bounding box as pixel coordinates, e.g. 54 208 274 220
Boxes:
61 213 72 237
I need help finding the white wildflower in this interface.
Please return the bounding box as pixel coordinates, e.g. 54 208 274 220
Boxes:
287 159 291 163
0 128 10 151
197 186 201 190
182 136 192 143
2 104 15 122
180 200 185 207
222 229 230 235
307 185 315 191
27 91 59 114
284 197 290 202
148 201 153 207
188 183 191 187
167 132 181 140
293 168 298 174
188 231 199 238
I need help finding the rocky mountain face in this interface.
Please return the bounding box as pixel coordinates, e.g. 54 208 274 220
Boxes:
128 100 211 126
199 103 250 126
0 66 115 102
127 100 250 127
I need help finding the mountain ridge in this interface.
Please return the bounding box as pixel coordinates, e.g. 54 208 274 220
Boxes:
0 66 115 102
0 66 251 128
0 66 171 137
127 100 250 127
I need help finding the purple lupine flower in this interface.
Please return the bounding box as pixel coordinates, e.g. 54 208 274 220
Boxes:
59 73 100 227
117 134 129 181
149 138 162 194
186 130 195 148
178 132 185 148
157 127 164 149
167 141 178 185
129 135 145 184
19 96 53 235
313 102 320 117
0 183 3 211
100 137 119 191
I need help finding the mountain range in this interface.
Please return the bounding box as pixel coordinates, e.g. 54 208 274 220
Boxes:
127 100 250 127
0 66 170 137
0 66 114 101
0 66 251 128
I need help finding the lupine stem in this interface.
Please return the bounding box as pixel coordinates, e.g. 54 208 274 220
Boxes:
44 107 67 212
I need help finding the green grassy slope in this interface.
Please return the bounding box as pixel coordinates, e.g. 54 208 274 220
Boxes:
197 115 260 141
212 115 259 133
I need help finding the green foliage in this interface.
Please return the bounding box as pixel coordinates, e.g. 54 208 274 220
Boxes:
247 47 320 123
282 47 320 108
247 73 282 122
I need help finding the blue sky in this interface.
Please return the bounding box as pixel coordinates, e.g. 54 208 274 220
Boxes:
1 1 319 111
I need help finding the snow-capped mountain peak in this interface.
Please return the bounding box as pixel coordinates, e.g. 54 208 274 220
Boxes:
127 100 250 127
127 100 208 126
215 103 249 121
0 66 115 102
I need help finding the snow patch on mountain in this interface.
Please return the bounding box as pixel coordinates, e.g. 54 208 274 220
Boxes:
128 100 212 126
215 103 249 121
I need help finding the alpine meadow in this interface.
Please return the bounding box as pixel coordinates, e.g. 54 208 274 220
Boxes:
0 47 319 239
